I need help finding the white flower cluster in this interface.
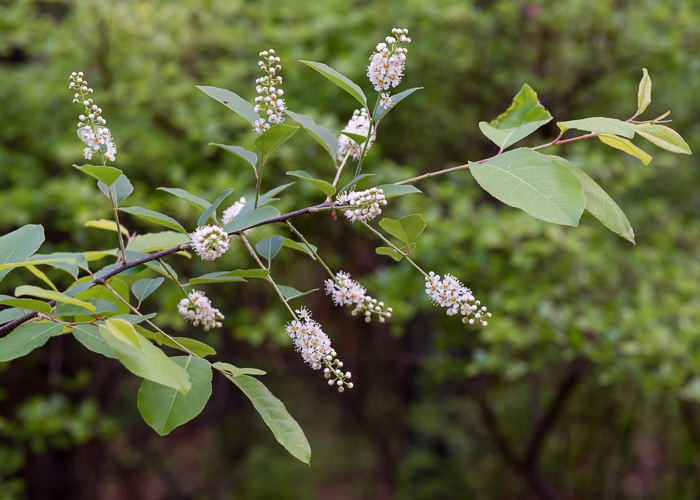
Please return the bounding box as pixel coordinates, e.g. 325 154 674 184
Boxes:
336 187 387 223
253 49 286 134
69 72 117 162
367 28 411 106
325 271 393 323
177 290 224 331
285 307 352 392
222 196 247 225
337 108 376 161
425 272 492 326
190 225 230 261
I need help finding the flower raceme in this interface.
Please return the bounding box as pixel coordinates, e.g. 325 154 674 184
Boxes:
325 271 393 323
336 187 387 223
222 197 247 225
190 225 230 261
285 308 352 392
336 108 376 161
425 272 492 326
177 290 224 331
69 71 117 162
367 28 411 105
253 49 286 135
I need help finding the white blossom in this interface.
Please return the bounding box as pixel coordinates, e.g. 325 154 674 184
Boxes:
285 307 352 391
425 272 491 326
325 271 393 323
69 71 116 162
178 290 224 330
190 225 230 261
337 108 376 161
253 48 285 130
336 187 387 223
366 28 411 105
222 197 248 225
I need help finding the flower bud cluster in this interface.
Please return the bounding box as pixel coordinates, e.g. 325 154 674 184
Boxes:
325 271 393 323
190 225 230 261
285 307 352 392
69 72 117 162
253 49 286 134
367 28 411 106
336 108 376 161
177 290 224 330
425 272 492 326
222 197 247 225
336 187 387 223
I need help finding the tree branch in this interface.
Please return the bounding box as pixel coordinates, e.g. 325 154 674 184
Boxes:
0 201 332 335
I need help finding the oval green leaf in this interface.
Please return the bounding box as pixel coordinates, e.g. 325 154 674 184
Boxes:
138 356 213 436
286 110 338 159
635 124 691 155
222 206 280 233
299 60 367 109
119 206 187 234
0 321 65 362
287 170 336 197
637 68 652 116
254 124 299 159
256 236 284 263
197 86 258 125
557 117 635 139
469 148 585 227
598 135 652 165
73 164 123 186
0 224 44 283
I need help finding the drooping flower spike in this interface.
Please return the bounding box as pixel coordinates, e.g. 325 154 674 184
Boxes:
325 271 393 323
425 272 491 326
178 290 224 331
285 307 353 392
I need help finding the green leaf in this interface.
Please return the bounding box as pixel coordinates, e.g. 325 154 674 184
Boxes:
132 278 165 303
286 110 338 159
598 135 652 165
157 187 210 211
198 188 234 226
197 86 258 125
100 318 191 394
73 164 123 186
339 131 367 146
119 206 187 234
110 313 157 324
213 361 266 377
140 328 217 358
557 117 635 138
0 322 65 362
286 170 336 197
375 184 422 198
138 356 213 436
0 308 23 325
282 238 317 257
0 224 44 283
16 285 97 313
84 219 130 236
73 277 130 315
338 174 374 194
469 148 585 226
0 257 78 273
277 285 318 301
187 271 247 285
552 156 635 243
379 214 427 245
226 269 270 279
254 124 298 160
299 60 367 108
637 68 652 116
210 144 258 175
126 231 190 253
98 174 133 205
25 264 58 291
222 206 280 233
255 183 295 209
224 374 311 464
478 84 552 149
375 87 423 125
33 251 88 272
635 124 692 155
256 236 284 263
376 246 404 262
72 324 116 359
0 298 51 316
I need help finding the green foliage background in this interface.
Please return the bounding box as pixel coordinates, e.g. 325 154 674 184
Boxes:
1 0 699 498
